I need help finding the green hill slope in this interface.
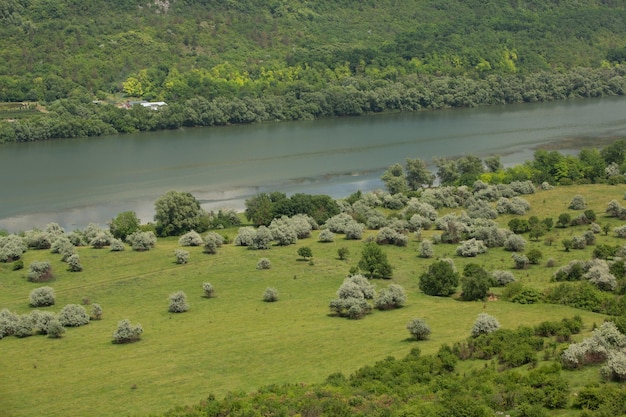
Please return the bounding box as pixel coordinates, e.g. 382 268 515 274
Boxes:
2 0 626 102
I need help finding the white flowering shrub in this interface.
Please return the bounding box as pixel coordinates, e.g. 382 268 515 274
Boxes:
203 231 224 254
568 194 587 210
325 213 356 233
110 238 126 251
202 282 215 298
46 318 65 338
471 313 500 337
66 254 83 272
175 249 189 264
344 221 365 240
91 303 103 320
269 217 298 246
126 231 156 251
407 318 431 340
235 227 256 246
14 314 34 338
318 229 335 242
492 270 515 286
252 226 273 250
257 258 272 270
419 240 434 258
112 319 143 344
504 234 527 252
456 238 488 257
375 284 406 310
0 308 19 339
27 260 53 282
0 234 27 262
263 287 279 302
168 291 189 313
178 230 203 246
58 304 90 327
29 286 56 307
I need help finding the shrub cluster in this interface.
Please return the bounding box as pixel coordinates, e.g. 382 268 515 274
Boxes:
374 284 406 310
29 286 56 307
58 304 90 327
406 318 431 340
112 319 143 344
168 291 189 313
329 275 375 320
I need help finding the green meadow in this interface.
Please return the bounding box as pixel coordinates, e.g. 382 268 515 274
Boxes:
1 184 624 417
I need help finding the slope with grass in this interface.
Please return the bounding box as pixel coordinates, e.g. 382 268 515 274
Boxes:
1 183 625 416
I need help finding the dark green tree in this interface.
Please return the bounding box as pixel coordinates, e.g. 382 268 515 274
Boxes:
381 163 408 194
297 246 313 260
154 190 207 237
405 157 434 190
460 264 491 301
358 242 393 278
245 193 274 227
419 260 459 296
109 211 140 240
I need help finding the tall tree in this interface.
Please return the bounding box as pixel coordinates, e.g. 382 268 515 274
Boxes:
245 193 274 227
381 163 408 194
358 242 393 278
405 157 434 190
154 190 206 236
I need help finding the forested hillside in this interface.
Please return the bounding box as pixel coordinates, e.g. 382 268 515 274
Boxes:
1 0 626 142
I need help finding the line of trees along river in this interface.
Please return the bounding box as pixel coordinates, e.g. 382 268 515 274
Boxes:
2 96 626 233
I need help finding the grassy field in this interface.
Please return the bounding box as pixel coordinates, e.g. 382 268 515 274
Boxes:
0 184 624 417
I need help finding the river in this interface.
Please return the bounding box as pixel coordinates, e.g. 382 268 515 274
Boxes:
2 96 626 233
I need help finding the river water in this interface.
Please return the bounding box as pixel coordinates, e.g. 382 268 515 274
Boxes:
2 96 626 232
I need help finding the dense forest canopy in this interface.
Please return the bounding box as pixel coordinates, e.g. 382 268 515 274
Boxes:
1 0 626 143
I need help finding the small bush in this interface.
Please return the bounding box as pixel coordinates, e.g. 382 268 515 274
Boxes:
0 309 19 339
526 248 543 265
126 231 156 251
568 194 587 210
31 310 56 335
174 249 189 264
419 240 434 258
203 231 224 254
318 229 335 242
58 304 90 327
112 319 143 344
297 246 313 260
202 282 215 298
29 286 56 307
263 287 279 302
504 234 527 252
66 254 83 272
512 254 530 269
27 261 53 282
234 227 256 246
337 247 349 260
47 319 65 339
407 318 431 340
257 258 272 270
456 238 488 257
178 230 203 246
471 313 500 337
14 314 33 338
492 270 515 286
91 303 103 320
375 284 406 310
110 238 126 251
168 291 189 313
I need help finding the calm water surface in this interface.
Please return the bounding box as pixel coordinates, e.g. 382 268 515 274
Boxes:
2 96 626 232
